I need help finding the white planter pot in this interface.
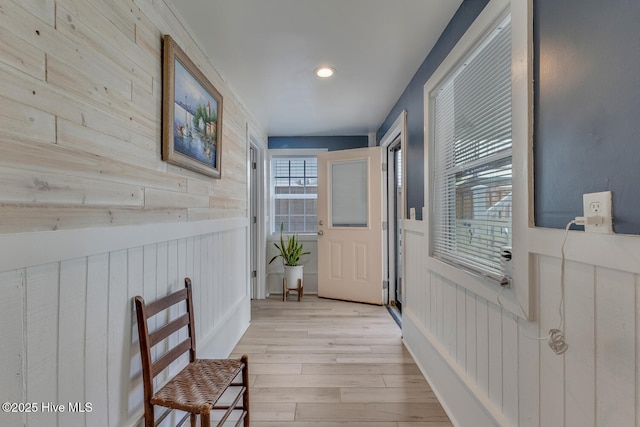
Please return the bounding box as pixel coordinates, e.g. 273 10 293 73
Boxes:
284 265 304 289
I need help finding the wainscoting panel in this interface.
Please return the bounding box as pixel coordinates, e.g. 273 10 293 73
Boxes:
0 220 250 427
402 218 640 426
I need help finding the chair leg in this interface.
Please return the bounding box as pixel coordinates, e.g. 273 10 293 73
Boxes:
241 354 250 427
297 278 301 301
200 404 210 427
283 277 287 301
190 413 196 426
144 404 154 427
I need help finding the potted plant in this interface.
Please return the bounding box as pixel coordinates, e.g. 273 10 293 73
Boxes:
269 223 310 290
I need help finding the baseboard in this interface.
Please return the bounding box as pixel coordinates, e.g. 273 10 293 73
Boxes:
402 311 504 427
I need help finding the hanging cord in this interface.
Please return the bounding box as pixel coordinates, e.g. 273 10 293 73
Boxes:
496 220 575 354
546 219 575 355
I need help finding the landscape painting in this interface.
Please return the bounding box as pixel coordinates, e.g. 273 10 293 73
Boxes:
162 35 223 178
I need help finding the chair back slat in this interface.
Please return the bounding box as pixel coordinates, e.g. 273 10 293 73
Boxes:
150 313 190 347
152 338 192 377
135 279 196 389
145 288 188 318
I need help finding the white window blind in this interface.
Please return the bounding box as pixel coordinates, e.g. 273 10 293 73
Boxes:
272 157 318 233
432 14 512 282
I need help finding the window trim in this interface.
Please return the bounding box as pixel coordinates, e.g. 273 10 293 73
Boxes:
424 0 532 319
267 148 327 236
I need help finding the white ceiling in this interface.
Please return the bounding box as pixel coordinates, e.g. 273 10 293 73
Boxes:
170 0 462 137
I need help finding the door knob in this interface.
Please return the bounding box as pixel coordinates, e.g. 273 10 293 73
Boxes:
317 230 324 236
319 220 324 226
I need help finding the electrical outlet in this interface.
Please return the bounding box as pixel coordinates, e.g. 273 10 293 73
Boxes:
582 191 613 234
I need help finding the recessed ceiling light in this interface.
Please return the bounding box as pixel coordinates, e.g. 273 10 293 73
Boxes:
315 66 335 78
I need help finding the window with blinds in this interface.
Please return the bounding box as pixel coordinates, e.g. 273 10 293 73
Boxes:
272 157 318 233
431 14 512 282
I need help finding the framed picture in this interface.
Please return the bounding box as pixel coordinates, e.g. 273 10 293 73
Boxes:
162 35 223 178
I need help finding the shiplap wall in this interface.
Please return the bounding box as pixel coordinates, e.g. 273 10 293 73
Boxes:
0 0 260 426
403 219 640 426
0 0 261 232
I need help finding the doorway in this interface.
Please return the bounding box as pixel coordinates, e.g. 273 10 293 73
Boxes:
249 145 258 299
387 140 403 311
380 110 406 315
247 125 267 300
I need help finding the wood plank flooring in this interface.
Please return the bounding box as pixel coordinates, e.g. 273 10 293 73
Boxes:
230 295 452 426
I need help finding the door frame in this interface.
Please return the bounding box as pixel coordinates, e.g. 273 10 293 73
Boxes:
380 110 407 306
247 123 267 299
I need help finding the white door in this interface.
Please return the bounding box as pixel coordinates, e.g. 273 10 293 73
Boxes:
317 147 383 305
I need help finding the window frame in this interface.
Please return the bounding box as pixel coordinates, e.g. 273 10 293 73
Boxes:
431 11 513 284
267 148 327 236
424 0 532 319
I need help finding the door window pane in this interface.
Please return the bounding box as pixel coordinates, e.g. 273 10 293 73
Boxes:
331 160 368 227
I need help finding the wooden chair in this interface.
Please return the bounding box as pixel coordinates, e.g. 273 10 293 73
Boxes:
134 278 249 426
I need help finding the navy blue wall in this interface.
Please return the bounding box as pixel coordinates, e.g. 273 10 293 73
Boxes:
379 0 640 233
268 135 368 151
534 0 640 234
377 0 489 220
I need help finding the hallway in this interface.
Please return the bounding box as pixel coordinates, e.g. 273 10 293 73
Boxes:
230 295 452 426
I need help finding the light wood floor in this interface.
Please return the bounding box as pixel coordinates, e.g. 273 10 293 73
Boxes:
229 295 452 427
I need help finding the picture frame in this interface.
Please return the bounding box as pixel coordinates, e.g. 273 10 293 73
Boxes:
162 35 223 178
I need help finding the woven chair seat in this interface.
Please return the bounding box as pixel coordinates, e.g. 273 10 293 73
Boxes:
151 359 245 413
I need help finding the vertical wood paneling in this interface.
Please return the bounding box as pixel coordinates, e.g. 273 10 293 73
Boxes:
595 268 636 426
430 272 437 334
404 228 640 427
167 240 179 291
518 256 540 427
456 285 466 368
436 274 444 343
564 261 596 427
421 262 429 328
156 241 168 298
155 240 171 397
445 281 457 356
538 255 565 426
476 297 489 396
107 250 128 426
58 258 88 427
488 302 503 407
126 247 145 416
0 269 24 427
85 254 110 427
142 243 158 390
465 291 477 382
502 311 518 424
26 263 59 427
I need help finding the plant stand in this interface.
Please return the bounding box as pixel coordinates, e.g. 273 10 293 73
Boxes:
283 277 303 301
